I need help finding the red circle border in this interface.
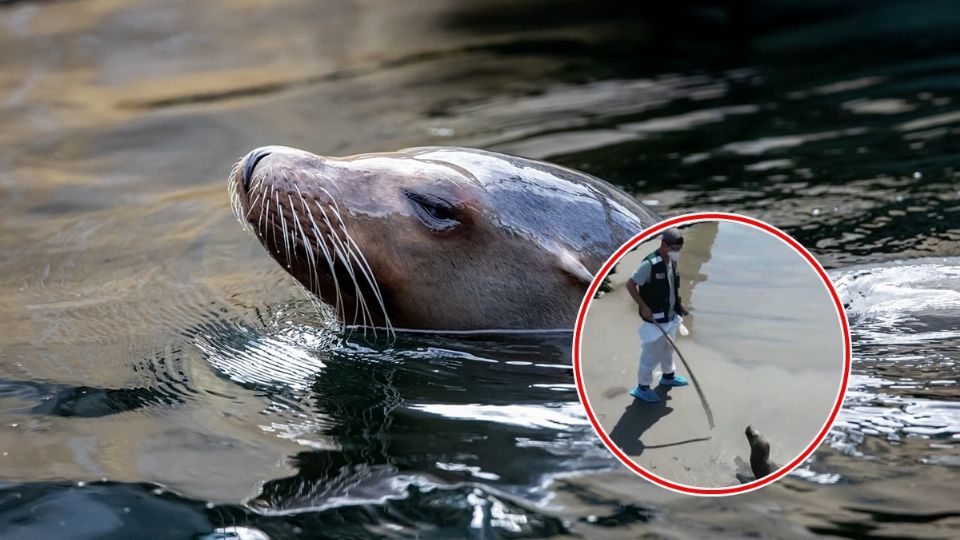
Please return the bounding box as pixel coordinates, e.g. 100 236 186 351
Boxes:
572 212 852 496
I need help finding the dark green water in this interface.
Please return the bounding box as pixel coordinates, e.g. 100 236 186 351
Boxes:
0 0 958 538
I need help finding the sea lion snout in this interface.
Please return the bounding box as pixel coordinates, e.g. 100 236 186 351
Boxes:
241 147 273 190
239 145 315 191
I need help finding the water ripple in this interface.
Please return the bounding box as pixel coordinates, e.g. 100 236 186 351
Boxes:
829 259 960 459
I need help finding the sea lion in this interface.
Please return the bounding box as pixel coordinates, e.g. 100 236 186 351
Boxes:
736 425 780 483
228 146 660 331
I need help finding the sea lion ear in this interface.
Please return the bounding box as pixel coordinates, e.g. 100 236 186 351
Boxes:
557 250 595 285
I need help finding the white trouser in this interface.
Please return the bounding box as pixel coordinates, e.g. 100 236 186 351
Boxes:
637 317 682 387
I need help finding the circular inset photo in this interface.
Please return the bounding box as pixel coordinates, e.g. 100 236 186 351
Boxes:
574 213 850 495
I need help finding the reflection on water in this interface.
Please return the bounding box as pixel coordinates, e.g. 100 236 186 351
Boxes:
833 259 960 447
1 0 959 537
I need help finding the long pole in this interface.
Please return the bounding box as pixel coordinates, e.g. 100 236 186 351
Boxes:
652 321 715 430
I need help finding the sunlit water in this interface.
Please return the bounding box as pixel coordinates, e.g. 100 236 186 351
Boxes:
0 0 958 537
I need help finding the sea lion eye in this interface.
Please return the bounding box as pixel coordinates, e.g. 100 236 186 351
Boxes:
403 190 459 231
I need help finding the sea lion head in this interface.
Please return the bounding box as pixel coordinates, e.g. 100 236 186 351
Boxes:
745 425 770 456
228 145 659 331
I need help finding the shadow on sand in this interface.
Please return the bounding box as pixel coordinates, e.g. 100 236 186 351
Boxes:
608 386 711 457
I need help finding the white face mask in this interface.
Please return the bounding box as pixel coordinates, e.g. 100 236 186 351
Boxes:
668 250 681 262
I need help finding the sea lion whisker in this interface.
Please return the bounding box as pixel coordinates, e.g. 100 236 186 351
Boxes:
286 195 301 265
311 220 344 324
293 212 317 292
328 230 376 337
330 205 393 336
341 240 375 336
310 223 347 320
260 186 276 245
298 194 340 321
227 178 239 218
314 185 342 213
303 229 321 293
346 246 373 338
304 168 343 197
244 208 254 235
318 212 356 304
231 186 252 235
257 187 269 238
334 210 386 338
299 196 342 319
254 195 266 231
277 195 292 269
269 186 279 251
323 228 366 329
344 238 390 336
278 197 289 266
229 162 239 184
308 202 346 324
292 187 322 294
249 175 265 197
245 190 263 221
349 239 390 337
251 175 265 193
316 204 379 335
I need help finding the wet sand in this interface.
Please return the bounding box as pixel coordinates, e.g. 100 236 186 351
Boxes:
581 222 846 487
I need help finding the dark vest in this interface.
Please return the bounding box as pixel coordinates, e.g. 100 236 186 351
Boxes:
637 251 679 323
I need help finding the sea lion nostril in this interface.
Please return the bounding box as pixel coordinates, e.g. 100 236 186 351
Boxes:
242 148 272 190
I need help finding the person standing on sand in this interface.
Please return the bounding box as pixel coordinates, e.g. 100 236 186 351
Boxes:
625 228 690 402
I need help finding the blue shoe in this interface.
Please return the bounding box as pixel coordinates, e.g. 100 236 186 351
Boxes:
630 386 660 402
659 374 689 387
